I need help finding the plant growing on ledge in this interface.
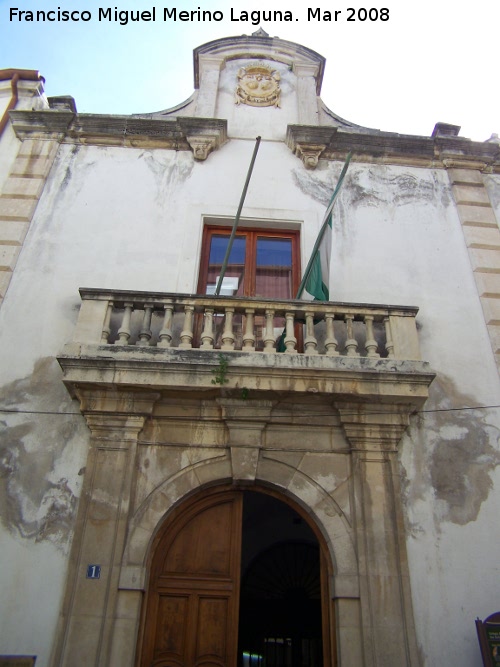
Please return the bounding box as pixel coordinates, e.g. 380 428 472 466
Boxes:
211 354 229 386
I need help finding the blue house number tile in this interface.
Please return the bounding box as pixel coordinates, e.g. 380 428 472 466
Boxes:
86 564 101 579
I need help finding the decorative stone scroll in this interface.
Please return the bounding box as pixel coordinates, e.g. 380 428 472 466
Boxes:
235 62 281 108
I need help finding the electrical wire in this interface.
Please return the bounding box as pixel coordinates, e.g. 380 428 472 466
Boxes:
0 404 499 418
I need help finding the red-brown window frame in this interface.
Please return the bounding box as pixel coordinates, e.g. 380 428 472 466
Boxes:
197 226 301 298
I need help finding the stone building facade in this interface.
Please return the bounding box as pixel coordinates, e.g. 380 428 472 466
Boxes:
1 30 500 667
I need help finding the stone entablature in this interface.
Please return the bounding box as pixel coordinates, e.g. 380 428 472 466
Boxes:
286 124 500 172
10 109 500 172
9 110 228 158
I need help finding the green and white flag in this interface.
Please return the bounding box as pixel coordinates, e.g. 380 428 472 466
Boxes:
296 151 352 301
303 212 332 300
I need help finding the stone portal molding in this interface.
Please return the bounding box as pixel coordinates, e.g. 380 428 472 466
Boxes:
235 63 281 108
334 400 416 451
218 398 275 480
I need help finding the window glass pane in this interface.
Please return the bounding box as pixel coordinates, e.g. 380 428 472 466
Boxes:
206 235 246 296
256 238 292 268
255 237 292 299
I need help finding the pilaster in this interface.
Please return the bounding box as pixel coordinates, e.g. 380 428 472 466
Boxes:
335 401 420 667
53 389 159 667
447 166 500 373
0 136 60 303
194 55 224 118
294 63 321 125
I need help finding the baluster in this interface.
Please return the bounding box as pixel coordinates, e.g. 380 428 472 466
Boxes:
242 309 256 351
116 302 133 345
158 301 174 348
284 312 297 354
221 307 235 350
137 304 154 346
324 313 339 356
364 315 380 358
304 311 318 355
263 309 276 353
100 301 113 343
200 308 215 350
384 317 395 358
345 314 359 357
179 305 194 349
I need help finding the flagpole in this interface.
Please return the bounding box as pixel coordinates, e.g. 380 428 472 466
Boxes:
295 151 352 299
214 136 261 297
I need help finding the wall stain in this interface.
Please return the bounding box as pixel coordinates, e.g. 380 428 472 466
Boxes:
293 163 451 211
0 357 87 551
402 374 500 531
142 150 194 204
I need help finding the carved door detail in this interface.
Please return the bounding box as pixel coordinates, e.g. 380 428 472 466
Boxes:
140 491 243 667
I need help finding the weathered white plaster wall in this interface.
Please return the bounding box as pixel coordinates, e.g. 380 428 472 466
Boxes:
6 137 332 302
2 136 500 665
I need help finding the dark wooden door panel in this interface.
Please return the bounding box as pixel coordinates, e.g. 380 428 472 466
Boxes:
140 492 242 667
154 595 188 658
161 501 236 576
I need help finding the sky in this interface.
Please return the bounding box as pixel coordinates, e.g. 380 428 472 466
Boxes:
1 0 498 142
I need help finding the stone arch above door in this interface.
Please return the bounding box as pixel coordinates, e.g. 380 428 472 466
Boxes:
120 452 357 592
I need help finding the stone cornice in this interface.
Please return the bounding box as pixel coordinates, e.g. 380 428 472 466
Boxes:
194 34 325 94
9 110 228 159
58 346 435 407
286 124 500 172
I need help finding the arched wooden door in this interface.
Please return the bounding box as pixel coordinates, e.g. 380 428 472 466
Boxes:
138 488 334 667
139 490 243 667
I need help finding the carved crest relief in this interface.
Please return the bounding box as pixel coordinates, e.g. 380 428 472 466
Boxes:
235 63 281 108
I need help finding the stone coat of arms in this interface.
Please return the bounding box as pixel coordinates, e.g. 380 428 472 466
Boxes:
235 63 281 108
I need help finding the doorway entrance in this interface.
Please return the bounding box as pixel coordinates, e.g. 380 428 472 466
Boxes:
239 492 323 667
138 487 334 667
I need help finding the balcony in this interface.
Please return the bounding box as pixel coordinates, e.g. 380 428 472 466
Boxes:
58 288 434 408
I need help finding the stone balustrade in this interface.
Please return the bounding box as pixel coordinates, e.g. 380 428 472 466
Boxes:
72 288 422 360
